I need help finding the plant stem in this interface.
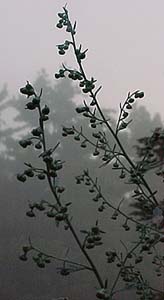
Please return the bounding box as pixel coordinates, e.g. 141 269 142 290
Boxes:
38 100 104 288
29 237 92 270
68 17 158 207
110 240 142 297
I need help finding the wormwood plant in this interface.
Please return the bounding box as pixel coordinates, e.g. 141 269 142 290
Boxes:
18 5 164 300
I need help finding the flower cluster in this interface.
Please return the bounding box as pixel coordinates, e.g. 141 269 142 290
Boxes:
20 81 35 98
81 221 105 250
116 90 144 134
56 7 76 35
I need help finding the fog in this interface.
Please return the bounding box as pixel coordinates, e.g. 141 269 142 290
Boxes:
0 1 164 300
1 0 164 119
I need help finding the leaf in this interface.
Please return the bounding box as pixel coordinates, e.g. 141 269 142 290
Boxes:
66 202 72 206
73 21 77 31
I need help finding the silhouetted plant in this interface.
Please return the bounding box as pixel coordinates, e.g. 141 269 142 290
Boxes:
18 5 164 300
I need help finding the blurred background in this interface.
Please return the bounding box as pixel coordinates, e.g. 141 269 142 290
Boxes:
0 1 164 299
1 0 164 119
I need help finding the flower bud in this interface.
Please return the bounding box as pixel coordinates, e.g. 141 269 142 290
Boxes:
135 91 144 98
20 81 35 98
31 127 42 136
19 140 29 148
37 173 46 180
126 103 132 109
56 23 63 29
55 213 65 221
37 262 45 268
47 211 55 218
35 142 42 149
17 174 27 182
76 106 89 114
42 105 50 115
128 98 135 103
24 169 34 177
19 254 28 261
26 210 35 217
59 49 65 55
26 102 36 110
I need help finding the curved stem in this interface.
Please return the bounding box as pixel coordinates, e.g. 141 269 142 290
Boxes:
28 237 92 271
68 18 158 206
86 171 161 234
110 240 142 297
66 218 104 288
37 99 104 288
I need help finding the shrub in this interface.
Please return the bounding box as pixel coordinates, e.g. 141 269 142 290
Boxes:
18 5 164 300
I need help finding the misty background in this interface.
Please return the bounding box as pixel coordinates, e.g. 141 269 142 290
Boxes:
1 0 164 119
0 1 164 300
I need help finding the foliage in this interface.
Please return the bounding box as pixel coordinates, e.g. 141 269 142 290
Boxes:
17 5 164 300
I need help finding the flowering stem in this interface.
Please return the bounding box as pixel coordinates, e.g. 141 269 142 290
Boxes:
28 237 92 271
37 97 104 288
67 13 158 207
110 240 142 297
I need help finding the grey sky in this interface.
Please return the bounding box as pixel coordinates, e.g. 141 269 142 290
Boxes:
1 0 164 120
